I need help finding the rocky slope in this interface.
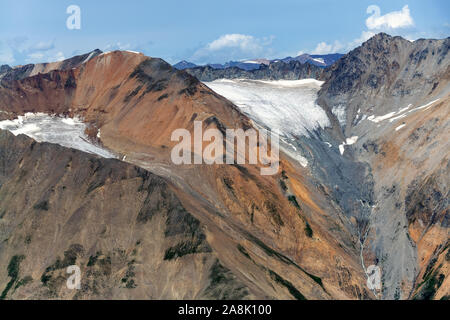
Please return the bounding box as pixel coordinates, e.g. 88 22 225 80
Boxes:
2 130 325 299
315 33 449 299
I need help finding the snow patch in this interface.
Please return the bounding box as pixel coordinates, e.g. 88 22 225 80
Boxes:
296 155 308 167
339 136 358 155
346 136 359 145
395 124 406 131
339 144 345 155
368 111 396 123
389 114 407 122
332 105 346 126
82 51 96 64
413 99 440 111
0 113 115 159
368 100 440 124
125 50 141 54
312 58 325 64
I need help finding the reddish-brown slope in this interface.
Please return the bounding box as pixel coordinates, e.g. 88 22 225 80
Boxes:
0 51 370 299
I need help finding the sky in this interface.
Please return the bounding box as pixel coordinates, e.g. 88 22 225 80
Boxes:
0 0 449 66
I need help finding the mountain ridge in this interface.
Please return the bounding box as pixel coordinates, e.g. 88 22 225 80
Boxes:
173 53 344 71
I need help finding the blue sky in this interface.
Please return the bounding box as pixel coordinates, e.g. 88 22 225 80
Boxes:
0 0 449 66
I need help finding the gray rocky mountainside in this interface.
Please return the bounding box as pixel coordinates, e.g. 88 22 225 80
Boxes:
262 32 449 299
184 60 325 81
279 53 344 67
314 32 449 299
0 33 448 300
318 33 449 135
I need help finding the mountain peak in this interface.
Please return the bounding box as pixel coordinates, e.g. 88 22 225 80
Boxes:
173 60 197 70
361 32 411 50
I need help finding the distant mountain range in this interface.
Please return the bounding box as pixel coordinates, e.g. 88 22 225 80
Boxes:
173 53 344 71
184 60 325 82
275 53 344 67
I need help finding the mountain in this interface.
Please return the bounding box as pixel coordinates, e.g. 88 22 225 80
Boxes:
317 33 450 299
0 50 370 300
0 33 448 300
204 33 450 300
179 53 344 82
174 53 343 72
0 130 223 299
184 60 325 81
174 60 264 71
276 53 344 67
0 65 11 75
173 60 197 70
220 60 265 70
310 53 344 66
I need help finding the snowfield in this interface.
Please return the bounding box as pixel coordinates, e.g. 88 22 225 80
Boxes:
0 113 115 158
204 79 329 138
204 78 330 168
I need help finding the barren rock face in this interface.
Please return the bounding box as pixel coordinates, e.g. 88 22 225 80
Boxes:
183 60 325 82
314 33 449 299
0 33 448 300
0 130 263 300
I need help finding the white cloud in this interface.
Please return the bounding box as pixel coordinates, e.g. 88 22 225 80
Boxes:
207 34 262 52
104 42 132 51
99 41 153 56
6 36 28 54
366 5 414 30
306 5 414 55
192 33 274 63
347 30 376 50
26 52 45 61
312 40 343 54
29 40 55 52
0 37 66 65
26 51 65 63
0 51 15 65
52 51 65 62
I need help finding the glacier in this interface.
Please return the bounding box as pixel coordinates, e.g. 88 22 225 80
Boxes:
0 113 115 159
204 79 329 139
